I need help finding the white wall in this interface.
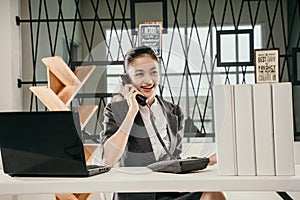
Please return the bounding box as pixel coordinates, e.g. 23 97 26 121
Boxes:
0 0 21 111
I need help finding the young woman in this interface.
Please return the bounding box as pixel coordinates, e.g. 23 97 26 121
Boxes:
100 46 225 200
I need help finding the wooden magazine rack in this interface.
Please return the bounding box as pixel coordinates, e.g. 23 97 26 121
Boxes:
30 56 98 128
30 56 98 200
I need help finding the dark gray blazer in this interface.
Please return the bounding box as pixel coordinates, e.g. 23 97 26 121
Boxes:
100 96 192 200
100 95 184 166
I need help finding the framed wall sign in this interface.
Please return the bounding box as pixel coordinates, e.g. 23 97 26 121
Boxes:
138 22 162 57
254 48 279 83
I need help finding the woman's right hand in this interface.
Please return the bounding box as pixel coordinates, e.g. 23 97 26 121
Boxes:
123 84 140 114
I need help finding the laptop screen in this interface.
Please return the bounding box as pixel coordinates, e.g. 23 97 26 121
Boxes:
0 111 88 176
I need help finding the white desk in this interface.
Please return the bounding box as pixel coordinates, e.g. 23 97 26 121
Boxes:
0 166 299 195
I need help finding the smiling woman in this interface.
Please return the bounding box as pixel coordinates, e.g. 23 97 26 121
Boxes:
124 46 159 104
100 46 225 200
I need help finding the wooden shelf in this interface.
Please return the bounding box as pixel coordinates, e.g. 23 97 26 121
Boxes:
74 66 96 85
78 105 98 129
57 85 80 105
83 144 100 163
56 193 91 200
30 56 97 117
29 86 69 111
43 56 96 106
43 56 81 87
30 56 98 200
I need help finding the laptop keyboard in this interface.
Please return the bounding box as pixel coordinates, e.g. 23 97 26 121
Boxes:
87 165 105 169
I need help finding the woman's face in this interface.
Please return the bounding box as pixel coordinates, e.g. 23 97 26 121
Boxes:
127 54 159 99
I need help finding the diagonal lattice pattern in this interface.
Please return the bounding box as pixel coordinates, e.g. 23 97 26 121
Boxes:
18 0 300 139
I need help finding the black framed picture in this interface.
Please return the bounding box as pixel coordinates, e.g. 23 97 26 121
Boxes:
130 0 167 34
293 48 300 85
254 48 279 83
216 29 254 67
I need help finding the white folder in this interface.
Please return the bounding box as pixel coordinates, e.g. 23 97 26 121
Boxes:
272 82 295 175
234 84 256 175
213 85 237 175
252 84 275 175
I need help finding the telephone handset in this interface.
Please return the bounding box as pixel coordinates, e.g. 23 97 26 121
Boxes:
121 75 148 106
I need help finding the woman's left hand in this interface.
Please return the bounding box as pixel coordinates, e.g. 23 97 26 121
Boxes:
208 153 217 166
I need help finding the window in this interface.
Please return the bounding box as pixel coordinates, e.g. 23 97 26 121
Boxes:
105 24 263 139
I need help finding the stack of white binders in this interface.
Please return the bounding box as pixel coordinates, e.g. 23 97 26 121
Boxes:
213 82 295 176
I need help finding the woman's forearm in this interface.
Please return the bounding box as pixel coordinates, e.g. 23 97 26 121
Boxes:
102 110 136 166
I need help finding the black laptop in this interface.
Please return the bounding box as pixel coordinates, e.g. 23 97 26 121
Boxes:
0 111 111 177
